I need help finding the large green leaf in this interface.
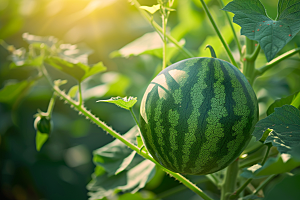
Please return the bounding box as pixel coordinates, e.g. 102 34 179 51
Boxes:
0 80 29 103
241 154 300 179
263 173 300 200
88 127 156 200
45 56 106 82
110 32 185 62
253 105 300 155
267 91 300 116
97 96 137 110
223 0 300 62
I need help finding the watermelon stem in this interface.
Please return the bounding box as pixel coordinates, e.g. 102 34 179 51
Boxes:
221 159 239 200
205 45 217 58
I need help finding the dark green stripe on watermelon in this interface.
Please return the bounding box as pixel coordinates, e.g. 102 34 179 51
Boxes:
140 57 258 175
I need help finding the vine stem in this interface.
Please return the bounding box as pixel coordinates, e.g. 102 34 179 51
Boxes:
46 93 57 116
256 47 300 77
221 159 239 200
41 65 213 200
199 0 238 68
130 0 194 58
129 107 140 128
217 0 242 55
230 144 272 199
162 8 167 70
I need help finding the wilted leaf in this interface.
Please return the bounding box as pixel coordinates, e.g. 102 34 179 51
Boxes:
223 0 300 61
97 96 137 110
253 105 300 156
267 91 300 115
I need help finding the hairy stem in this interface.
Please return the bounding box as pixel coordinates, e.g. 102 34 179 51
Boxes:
41 65 213 200
199 0 238 67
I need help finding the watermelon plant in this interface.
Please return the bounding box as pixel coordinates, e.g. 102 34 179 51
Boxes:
1 0 300 200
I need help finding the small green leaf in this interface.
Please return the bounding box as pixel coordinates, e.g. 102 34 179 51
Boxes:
253 105 300 156
35 130 49 151
22 32 58 47
241 154 300 179
68 85 79 98
267 91 300 116
223 0 300 62
0 80 29 103
45 56 106 82
136 135 144 149
81 62 106 81
140 4 160 14
97 96 137 110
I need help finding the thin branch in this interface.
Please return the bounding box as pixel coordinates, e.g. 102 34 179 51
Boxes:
217 0 242 55
131 0 194 58
256 47 300 76
199 0 238 67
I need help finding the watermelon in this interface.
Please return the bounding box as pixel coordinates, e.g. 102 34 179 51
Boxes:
139 57 258 175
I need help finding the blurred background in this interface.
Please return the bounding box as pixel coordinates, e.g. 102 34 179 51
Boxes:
0 0 300 199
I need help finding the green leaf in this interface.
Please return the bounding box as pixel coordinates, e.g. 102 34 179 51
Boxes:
241 194 263 200
136 135 144 149
110 32 185 62
22 32 58 47
0 80 29 103
45 56 106 82
223 0 300 62
88 126 156 200
140 4 160 14
68 85 79 98
253 105 300 155
88 160 156 200
267 91 300 116
263 173 300 200
35 130 49 151
97 96 137 110
241 154 300 179
83 72 131 100
58 43 94 64
93 126 140 176
118 192 158 200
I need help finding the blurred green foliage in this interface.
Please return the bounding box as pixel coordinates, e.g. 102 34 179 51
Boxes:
1 0 300 200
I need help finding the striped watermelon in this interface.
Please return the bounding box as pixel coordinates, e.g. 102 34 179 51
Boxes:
139 57 258 175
